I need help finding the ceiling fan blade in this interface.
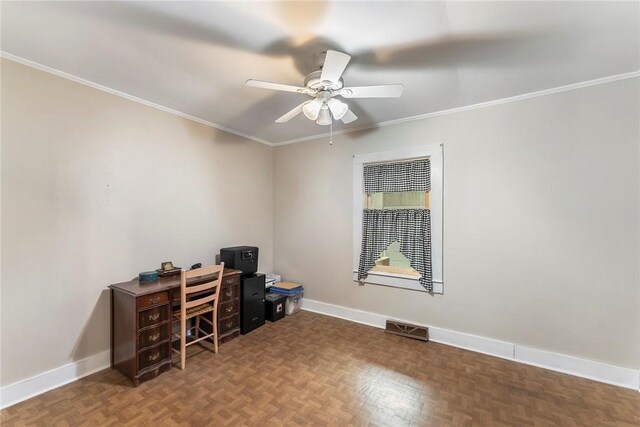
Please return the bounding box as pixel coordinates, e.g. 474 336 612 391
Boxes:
353 33 541 69
71 2 284 54
341 85 404 98
320 50 351 84
341 109 358 124
275 102 306 123
246 79 307 94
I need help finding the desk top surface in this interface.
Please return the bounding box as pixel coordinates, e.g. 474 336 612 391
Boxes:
109 268 242 297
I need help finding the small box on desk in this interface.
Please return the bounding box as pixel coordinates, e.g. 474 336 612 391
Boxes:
265 293 287 322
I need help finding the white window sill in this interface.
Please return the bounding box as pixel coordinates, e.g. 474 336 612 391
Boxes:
352 271 443 294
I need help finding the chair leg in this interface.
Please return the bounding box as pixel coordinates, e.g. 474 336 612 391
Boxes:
180 316 186 370
213 308 219 354
195 316 200 339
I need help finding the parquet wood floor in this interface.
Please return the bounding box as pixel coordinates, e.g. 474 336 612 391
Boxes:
2 311 639 426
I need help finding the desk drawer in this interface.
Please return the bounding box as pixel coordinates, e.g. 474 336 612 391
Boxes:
137 292 169 310
138 323 169 349
138 305 169 329
219 315 239 335
219 284 238 303
222 274 240 287
219 300 239 318
138 342 170 372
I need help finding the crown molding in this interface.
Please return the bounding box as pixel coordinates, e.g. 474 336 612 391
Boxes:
3 51 637 148
271 70 640 146
0 52 274 147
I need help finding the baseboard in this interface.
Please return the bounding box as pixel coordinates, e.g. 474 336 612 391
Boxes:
514 346 639 390
301 299 640 391
0 350 111 410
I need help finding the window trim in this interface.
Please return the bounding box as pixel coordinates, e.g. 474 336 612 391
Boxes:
352 144 444 294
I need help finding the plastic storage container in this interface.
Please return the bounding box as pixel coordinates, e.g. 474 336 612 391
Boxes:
284 292 303 315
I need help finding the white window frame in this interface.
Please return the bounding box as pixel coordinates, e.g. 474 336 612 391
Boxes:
352 144 444 294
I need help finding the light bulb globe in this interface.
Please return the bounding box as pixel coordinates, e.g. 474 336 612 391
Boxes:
302 99 322 120
316 106 332 126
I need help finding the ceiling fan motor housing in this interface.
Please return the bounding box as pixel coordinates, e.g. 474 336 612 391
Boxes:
304 70 344 92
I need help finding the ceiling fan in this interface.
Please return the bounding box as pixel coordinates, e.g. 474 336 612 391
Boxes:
245 50 403 126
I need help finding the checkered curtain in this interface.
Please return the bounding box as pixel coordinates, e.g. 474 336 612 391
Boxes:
363 159 430 193
358 209 433 291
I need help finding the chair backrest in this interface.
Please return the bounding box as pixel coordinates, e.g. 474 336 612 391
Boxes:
180 263 225 311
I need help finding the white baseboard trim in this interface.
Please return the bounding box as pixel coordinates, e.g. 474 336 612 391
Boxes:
0 350 111 410
514 346 639 390
301 299 640 391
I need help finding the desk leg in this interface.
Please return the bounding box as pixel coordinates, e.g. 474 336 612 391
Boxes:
110 289 114 368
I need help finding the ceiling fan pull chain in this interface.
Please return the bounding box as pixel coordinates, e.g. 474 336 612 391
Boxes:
329 120 333 145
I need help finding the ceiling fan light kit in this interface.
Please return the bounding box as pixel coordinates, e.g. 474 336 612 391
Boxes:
316 106 332 126
302 99 322 120
327 98 348 120
245 50 404 129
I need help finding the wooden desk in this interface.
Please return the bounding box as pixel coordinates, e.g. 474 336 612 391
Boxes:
109 268 242 386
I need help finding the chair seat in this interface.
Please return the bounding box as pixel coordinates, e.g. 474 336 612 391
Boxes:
173 303 214 320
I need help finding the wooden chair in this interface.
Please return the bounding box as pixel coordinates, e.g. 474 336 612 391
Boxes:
171 263 224 370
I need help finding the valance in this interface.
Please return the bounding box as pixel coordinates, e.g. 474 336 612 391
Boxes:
363 158 430 193
357 209 433 291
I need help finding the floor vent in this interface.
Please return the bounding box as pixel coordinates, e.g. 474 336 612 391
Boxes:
385 320 429 341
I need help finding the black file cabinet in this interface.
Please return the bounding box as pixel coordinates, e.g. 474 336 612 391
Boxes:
240 273 265 334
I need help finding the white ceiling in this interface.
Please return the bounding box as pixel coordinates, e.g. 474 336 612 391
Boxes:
2 1 638 145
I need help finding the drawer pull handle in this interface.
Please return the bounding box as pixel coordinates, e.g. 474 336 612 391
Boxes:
148 313 160 321
225 291 232 297
148 333 160 342
148 353 160 362
226 321 233 328
148 296 161 305
226 306 233 313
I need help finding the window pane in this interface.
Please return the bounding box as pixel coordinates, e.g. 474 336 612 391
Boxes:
370 192 384 209
374 241 418 275
369 191 424 209
383 191 424 208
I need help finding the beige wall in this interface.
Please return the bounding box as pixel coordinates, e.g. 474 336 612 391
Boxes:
0 59 274 386
273 78 640 369
2 57 638 388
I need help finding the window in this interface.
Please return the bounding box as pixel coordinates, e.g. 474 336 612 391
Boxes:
353 145 444 293
367 190 429 276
